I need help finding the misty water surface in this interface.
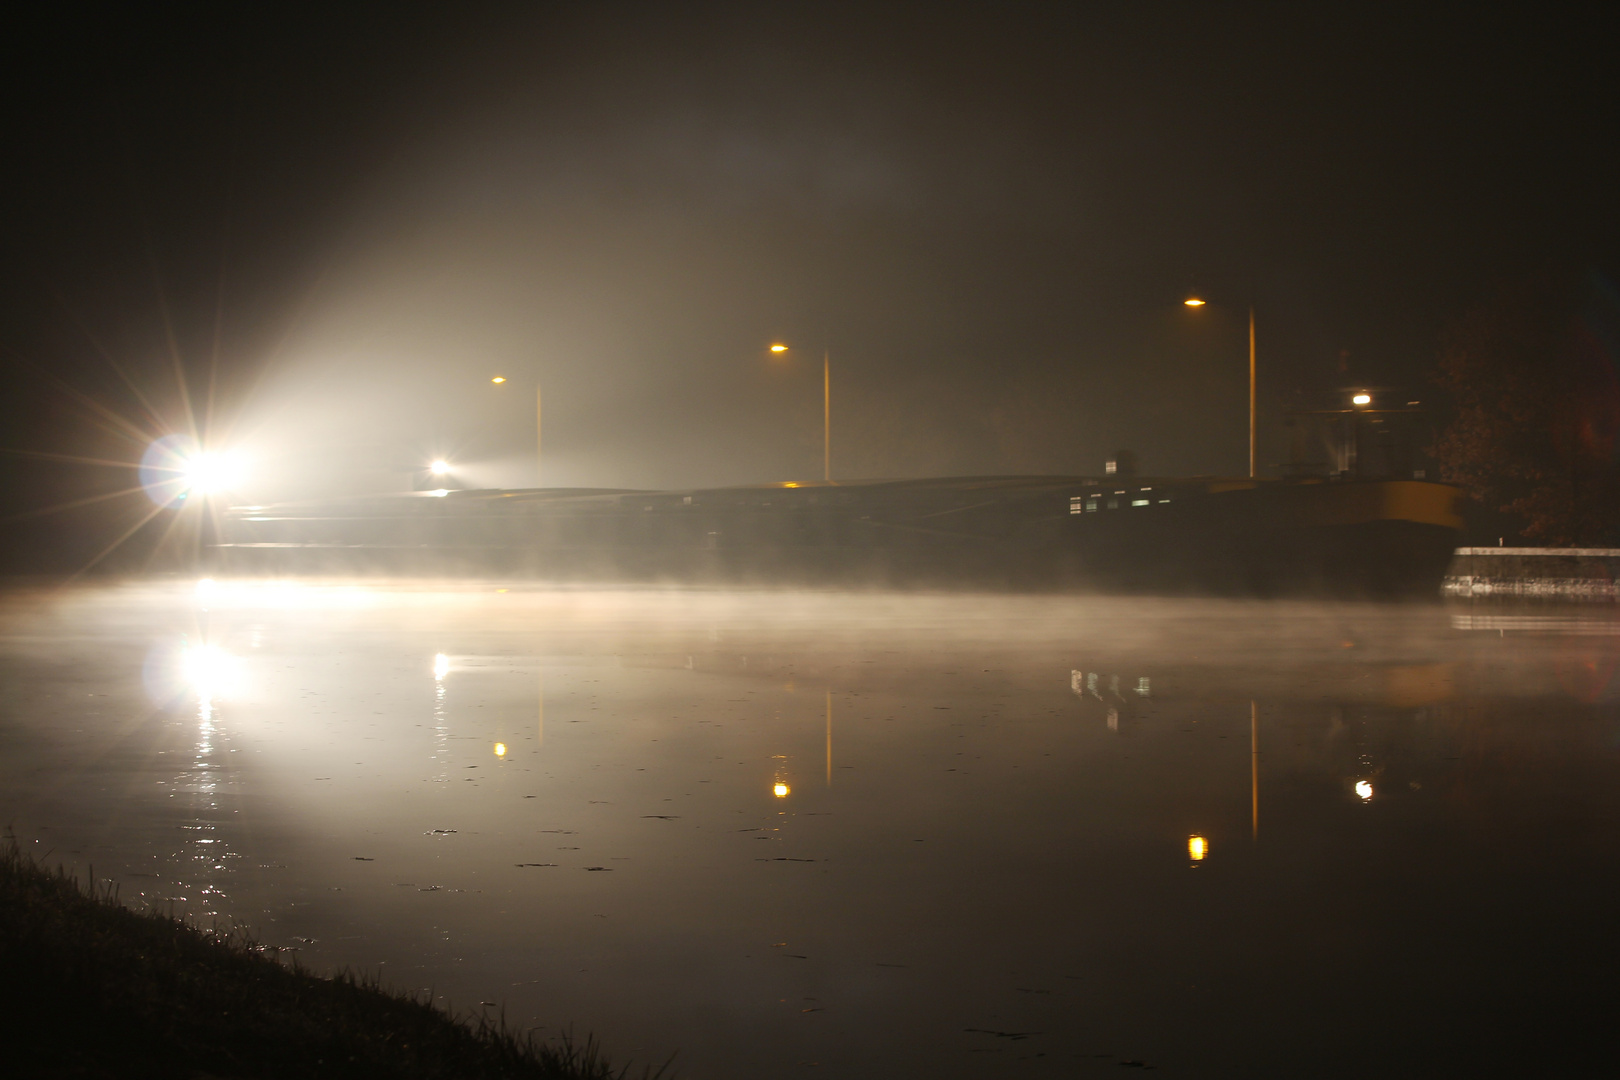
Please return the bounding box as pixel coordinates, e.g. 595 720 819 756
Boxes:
2 583 1616 1076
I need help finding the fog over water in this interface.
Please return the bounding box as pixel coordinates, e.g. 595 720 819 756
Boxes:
3 582 1617 1075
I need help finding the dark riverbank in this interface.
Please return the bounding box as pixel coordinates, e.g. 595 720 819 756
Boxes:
0 842 639 1079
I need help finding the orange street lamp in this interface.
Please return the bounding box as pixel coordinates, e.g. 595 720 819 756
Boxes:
1184 297 1257 479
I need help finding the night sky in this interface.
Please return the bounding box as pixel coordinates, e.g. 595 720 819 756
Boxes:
2 2 1617 569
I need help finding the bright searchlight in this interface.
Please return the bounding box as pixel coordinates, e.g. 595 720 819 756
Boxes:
181 450 244 496
139 436 246 505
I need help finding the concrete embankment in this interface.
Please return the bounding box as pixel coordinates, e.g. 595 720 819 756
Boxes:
1443 547 1620 600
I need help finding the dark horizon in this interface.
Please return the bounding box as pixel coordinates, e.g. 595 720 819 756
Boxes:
3 2 1617 570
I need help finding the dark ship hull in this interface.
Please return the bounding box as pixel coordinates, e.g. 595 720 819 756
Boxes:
213 475 1463 598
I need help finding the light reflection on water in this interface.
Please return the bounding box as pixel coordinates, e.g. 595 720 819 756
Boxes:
3 583 1620 1076
173 641 245 916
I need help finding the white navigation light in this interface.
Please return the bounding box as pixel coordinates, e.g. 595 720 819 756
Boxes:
1352 392 1372 406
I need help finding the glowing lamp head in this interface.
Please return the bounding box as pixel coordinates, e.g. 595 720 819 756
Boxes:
1188 834 1209 861
494 742 507 758
773 782 790 798
1183 298 1206 308
769 344 788 353
491 376 506 384
1352 392 1372 406
1355 780 1373 801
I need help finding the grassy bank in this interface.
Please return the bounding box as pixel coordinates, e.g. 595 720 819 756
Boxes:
0 842 647 1079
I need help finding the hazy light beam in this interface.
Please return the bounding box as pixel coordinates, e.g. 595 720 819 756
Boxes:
141 220 200 447
65 498 178 582
1 483 151 524
0 447 145 470
51 289 173 437
7 349 163 449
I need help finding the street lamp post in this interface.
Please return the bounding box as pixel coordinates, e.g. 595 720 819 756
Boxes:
1184 298 1257 479
490 375 543 487
769 344 832 483
822 348 830 484
1248 305 1255 480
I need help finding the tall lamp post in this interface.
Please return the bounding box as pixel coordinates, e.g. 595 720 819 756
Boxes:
769 343 831 483
1183 298 1256 479
490 375 543 486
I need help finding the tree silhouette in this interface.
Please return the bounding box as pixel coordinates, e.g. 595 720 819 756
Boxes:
1433 272 1620 546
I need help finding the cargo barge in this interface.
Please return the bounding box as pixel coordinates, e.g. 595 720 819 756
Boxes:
213 473 1462 597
